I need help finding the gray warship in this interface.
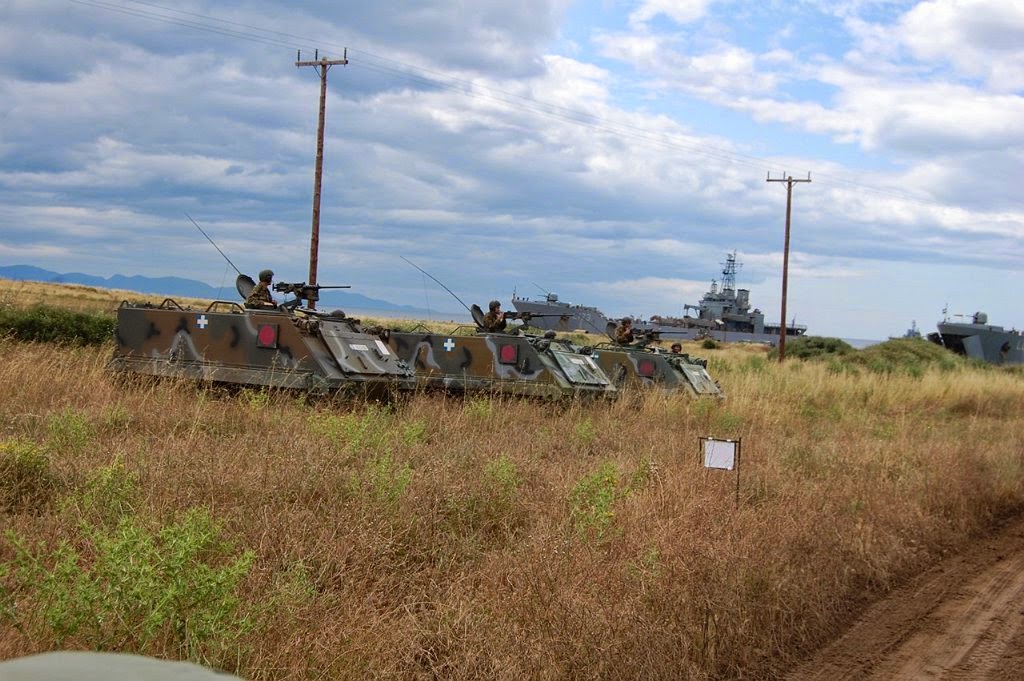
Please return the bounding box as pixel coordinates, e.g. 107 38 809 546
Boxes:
927 309 1023 364
512 252 806 345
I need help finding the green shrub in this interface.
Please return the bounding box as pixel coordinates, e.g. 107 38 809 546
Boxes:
0 439 58 513
443 456 524 541
465 397 494 420
46 408 94 455
0 304 116 345
574 417 597 445
3 507 254 665
701 339 719 350
742 356 768 373
569 462 620 541
350 452 413 508
713 411 744 433
64 460 139 526
768 336 854 360
853 338 963 374
240 388 271 410
401 419 428 446
308 405 393 455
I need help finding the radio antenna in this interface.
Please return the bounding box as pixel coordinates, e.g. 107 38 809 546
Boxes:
400 256 472 315
187 213 242 276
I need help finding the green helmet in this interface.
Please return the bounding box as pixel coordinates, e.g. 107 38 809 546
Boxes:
258 269 274 282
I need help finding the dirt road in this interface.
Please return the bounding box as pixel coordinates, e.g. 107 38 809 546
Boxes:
785 516 1024 681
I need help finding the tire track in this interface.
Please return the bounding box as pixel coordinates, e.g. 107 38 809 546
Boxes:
786 517 1024 681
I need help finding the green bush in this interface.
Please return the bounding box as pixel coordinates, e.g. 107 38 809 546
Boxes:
443 455 524 542
3 507 254 665
349 452 413 508
768 336 854 360
46 408 95 455
308 405 393 455
0 304 115 345
701 339 719 350
569 462 620 541
0 439 59 513
574 417 597 445
852 338 963 374
66 460 139 526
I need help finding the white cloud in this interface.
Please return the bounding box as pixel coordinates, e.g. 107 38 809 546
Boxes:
629 0 715 28
595 33 780 96
899 0 1024 91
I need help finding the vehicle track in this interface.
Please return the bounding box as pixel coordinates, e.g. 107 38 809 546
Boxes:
785 515 1024 681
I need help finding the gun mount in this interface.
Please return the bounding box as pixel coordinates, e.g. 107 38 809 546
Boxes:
273 281 352 309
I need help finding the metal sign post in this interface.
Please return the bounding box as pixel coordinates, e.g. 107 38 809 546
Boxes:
699 436 742 507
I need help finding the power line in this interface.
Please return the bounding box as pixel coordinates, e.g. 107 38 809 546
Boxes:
63 0 995 212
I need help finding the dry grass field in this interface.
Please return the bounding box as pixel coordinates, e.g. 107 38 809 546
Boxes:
1 280 1023 679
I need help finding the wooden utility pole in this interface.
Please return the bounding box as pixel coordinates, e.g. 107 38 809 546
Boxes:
296 49 348 308
766 172 811 362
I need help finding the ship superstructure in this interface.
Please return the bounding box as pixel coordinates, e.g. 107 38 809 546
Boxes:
512 252 807 345
928 309 1023 364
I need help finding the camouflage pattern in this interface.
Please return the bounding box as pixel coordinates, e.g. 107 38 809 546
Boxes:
481 311 507 332
586 343 722 397
387 330 617 399
245 281 274 308
109 299 415 397
614 322 634 345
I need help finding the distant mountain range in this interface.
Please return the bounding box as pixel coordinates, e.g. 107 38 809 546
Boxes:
0 265 465 320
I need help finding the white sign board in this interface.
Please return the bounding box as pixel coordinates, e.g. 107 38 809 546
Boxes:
703 439 736 470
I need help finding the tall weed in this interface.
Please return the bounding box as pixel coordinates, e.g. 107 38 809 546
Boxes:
4 508 254 665
0 439 58 513
569 461 621 541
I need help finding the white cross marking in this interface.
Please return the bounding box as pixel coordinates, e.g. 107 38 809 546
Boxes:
196 314 209 329
443 338 455 352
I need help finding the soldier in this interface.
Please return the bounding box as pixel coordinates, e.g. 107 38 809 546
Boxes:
615 318 634 345
481 300 507 332
670 342 682 353
245 269 277 309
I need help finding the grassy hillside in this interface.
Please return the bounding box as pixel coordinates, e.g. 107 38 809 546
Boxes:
1 282 1023 679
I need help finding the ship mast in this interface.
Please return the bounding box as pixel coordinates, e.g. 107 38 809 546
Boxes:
720 251 741 294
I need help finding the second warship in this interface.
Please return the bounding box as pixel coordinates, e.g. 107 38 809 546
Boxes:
512 252 806 345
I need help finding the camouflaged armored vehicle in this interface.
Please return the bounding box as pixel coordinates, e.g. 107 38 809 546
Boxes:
586 341 721 397
584 324 722 397
108 275 416 397
384 304 617 399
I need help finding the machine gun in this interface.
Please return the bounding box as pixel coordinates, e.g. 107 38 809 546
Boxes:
504 311 560 324
273 282 351 310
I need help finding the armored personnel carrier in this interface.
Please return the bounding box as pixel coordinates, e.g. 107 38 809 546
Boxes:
580 324 721 397
385 305 721 399
384 305 617 400
108 275 416 397
587 342 720 397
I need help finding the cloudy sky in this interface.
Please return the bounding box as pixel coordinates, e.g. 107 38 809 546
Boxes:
1 0 1021 339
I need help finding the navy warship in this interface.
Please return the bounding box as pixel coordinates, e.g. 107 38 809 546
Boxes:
512 252 806 345
927 309 1023 364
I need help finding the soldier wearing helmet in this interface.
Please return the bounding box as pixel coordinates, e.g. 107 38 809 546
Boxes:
245 269 277 309
481 299 507 332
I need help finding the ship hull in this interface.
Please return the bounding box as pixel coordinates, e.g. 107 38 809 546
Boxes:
512 298 803 346
929 322 1023 364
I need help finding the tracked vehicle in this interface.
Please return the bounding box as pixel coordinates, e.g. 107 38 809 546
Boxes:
108 276 416 397
586 341 721 397
385 305 617 399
